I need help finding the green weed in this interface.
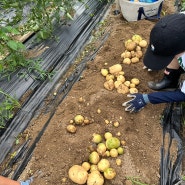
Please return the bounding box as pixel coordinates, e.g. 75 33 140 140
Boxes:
0 89 20 128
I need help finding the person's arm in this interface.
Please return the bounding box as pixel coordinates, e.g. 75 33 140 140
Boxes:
0 176 32 185
0 176 20 185
122 89 185 113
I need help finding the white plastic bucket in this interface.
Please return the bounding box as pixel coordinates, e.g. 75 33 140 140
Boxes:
118 0 164 22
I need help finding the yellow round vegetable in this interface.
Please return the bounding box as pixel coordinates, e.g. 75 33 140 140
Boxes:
124 81 130 87
136 45 142 51
116 159 122 166
82 162 91 171
106 74 114 81
90 165 98 172
125 41 137 51
87 171 104 185
105 151 110 157
104 132 113 140
117 147 124 154
123 58 131 65
110 148 118 157
92 133 102 143
129 87 138 94
119 71 125 76
139 40 147 48
131 78 140 85
97 159 110 172
117 84 129 94
131 51 136 58
106 137 120 149
132 34 142 44
97 143 107 155
109 64 122 74
113 121 119 127
135 50 143 59
129 83 135 88
66 124 77 133
68 165 88 184
104 79 114 91
124 39 132 47
117 75 125 83
131 57 139 63
74 115 84 124
89 151 100 164
121 52 125 58
114 80 122 89
101 69 108 77
103 168 116 180
124 51 132 59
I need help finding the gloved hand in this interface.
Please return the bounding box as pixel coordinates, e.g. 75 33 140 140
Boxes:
122 93 149 113
20 177 33 185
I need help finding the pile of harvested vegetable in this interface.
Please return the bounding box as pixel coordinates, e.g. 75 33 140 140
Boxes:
17 1 178 185
68 133 123 184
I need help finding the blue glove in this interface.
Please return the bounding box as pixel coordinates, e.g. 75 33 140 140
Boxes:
122 93 150 113
20 177 33 185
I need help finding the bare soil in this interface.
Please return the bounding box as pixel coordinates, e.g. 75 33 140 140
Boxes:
19 1 178 184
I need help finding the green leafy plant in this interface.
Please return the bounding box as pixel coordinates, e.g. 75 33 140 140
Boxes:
181 0 185 11
0 0 86 81
0 89 20 128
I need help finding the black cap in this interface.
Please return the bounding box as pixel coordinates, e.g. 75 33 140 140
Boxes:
143 13 185 70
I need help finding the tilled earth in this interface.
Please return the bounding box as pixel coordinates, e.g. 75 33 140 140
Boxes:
17 1 179 184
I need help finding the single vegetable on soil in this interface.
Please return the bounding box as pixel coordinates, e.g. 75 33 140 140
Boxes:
68 165 88 184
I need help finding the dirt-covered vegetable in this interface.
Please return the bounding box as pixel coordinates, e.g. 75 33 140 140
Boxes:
114 80 122 89
90 164 98 172
131 78 140 85
124 81 130 87
106 74 114 81
125 41 137 51
129 83 136 88
101 68 108 77
106 137 120 150
121 51 132 59
135 50 143 59
110 148 118 157
117 147 124 155
139 40 147 48
104 132 113 140
103 168 116 180
89 151 100 165
113 121 119 127
92 133 102 144
129 87 138 94
123 58 131 65
132 34 142 44
82 162 91 171
97 158 110 172
87 171 104 185
117 84 129 94
66 124 77 133
116 158 122 166
131 57 139 63
74 115 84 124
104 79 114 91
68 165 88 184
109 64 122 74
97 143 107 155
117 75 125 83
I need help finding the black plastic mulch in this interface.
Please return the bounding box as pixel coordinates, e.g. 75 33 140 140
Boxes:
0 0 112 167
160 103 185 185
